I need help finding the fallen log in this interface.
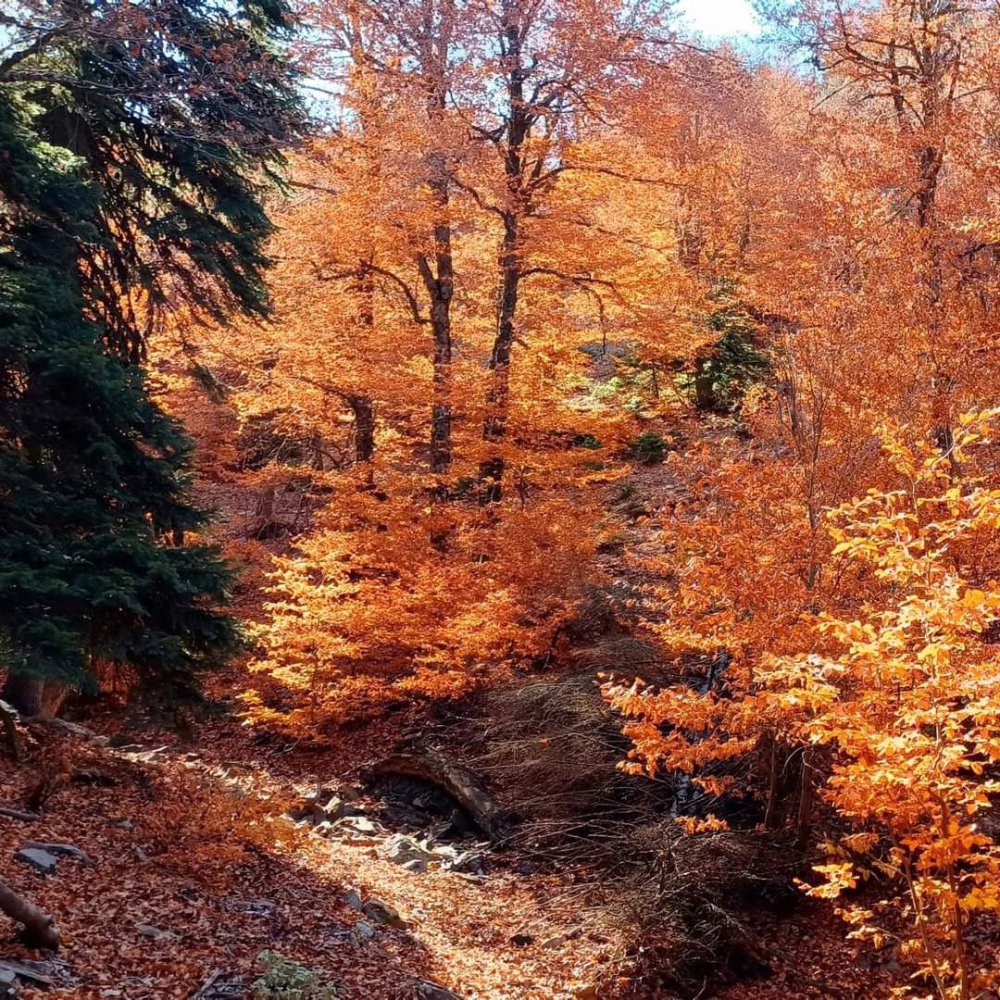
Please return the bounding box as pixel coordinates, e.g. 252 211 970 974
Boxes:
0 879 60 950
372 751 511 842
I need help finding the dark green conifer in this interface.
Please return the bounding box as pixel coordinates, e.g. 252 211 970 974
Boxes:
0 2 302 713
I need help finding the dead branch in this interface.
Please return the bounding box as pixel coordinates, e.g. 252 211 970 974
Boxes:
0 806 39 822
0 879 60 950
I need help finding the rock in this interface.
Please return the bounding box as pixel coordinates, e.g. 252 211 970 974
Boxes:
136 924 179 941
340 815 378 834
330 815 383 843
0 959 71 987
542 928 582 949
341 889 363 911
15 848 58 875
307 785 339 804
287 786 343 825
305 792 360 824
361 898 404 928
411 789 438 810
443 850 486 875
416 981 463 1000
22 841 92 866
315 795 343 820
385 833 436 868
0 968 16 999
352 920 376 942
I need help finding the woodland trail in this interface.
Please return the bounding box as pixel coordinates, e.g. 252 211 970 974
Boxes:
0 419 891 999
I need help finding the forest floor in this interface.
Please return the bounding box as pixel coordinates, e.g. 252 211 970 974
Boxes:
0 415 897 999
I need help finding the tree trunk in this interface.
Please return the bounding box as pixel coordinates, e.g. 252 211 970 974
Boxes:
0 699 21 760
372 751 511 842
347 394 375 463
480 216 520 502
479 0 529 500
350 262 377 466
414 14 456 476
694 357 716 411
422 168 455 474
1 673 67 719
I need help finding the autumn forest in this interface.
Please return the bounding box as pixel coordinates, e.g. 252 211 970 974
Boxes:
1 0 999 997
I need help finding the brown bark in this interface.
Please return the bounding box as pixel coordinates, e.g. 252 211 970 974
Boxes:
347 394 376 463
479 1 529 497
1 674 67 719
419 138 455 475
0 879 60 950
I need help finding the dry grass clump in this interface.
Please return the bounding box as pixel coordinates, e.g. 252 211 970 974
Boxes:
472 670 797 991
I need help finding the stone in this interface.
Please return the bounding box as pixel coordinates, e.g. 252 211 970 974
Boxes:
443 850 486 875
334 815 378 834
385 834 436 868
22 841 92 866
361 898 404 928
341 889 363 911
14 848 58 875
330 815 382 843
0 968 16 1000
352 920 376 942
136 924 179 941
411 790 438 810
416 982 463 1000
318 795 346 820
542 928 582 949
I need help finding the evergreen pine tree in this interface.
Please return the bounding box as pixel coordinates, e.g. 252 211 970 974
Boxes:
0 2 302 714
